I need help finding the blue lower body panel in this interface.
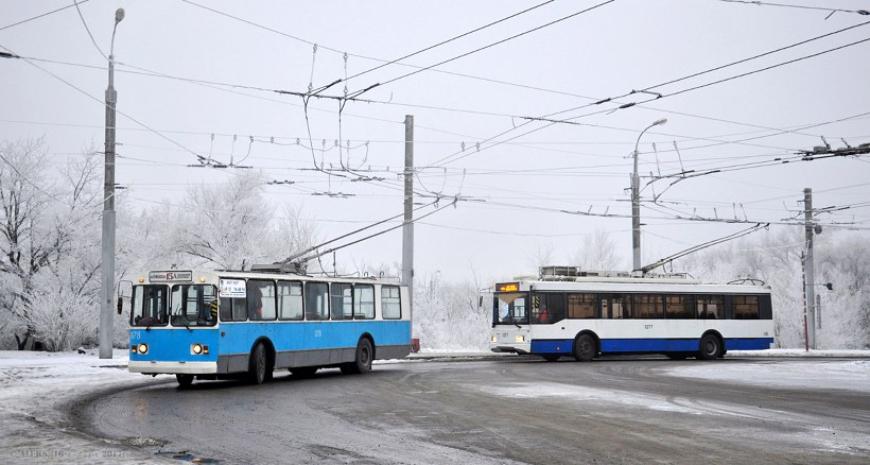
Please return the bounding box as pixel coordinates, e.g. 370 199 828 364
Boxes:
724 337 774 350
530 339 573 354
531 337 774 354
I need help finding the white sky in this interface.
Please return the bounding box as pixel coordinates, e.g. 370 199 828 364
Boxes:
2 0 869 283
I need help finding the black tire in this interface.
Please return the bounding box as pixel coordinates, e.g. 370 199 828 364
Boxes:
573 334 597 362
249 343 272 384
698 334 722 361
176 374 194 388
666 353 689 360
290 366 318 378
542 354 561 362
342 338 374 374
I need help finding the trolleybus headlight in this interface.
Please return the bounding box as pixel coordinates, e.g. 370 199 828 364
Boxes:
515 335 525 343
190 343 208 355
136 343 148 354
491 335 497 343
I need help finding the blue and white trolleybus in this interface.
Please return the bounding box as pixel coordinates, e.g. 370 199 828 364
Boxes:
490 267 774 361
127 269 411 387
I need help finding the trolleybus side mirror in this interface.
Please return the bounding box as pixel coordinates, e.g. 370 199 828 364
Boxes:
117 279 133 315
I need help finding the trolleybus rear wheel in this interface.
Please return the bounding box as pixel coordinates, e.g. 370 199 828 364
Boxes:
342 338 373 374
698 334 722 361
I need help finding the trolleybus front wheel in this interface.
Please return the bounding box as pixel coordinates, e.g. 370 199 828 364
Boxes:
573 333 597 362
249 343 272 384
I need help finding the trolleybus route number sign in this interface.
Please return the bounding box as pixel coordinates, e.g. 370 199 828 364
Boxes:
219 279 247 298
148 271 193 282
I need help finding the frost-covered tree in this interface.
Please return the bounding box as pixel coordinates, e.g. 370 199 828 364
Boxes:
572 229 622 271
677 227 870 349
414 272 490 351
0 138 102 350
120 172 317 273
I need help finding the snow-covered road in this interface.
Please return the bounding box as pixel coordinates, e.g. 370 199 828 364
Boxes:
2 351 869 465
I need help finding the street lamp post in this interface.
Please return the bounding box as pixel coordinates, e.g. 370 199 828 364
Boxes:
99 8 125 359
631 118 667 273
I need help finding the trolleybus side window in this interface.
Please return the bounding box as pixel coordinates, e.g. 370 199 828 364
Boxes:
382 285 402 319
532 293 565 324
601 294 630 319
220 298 247 321
277 281 303 320
495 293 527 324
696 295 724 319
567 293 596 319
734 295 760 319
170 284 218 327
305 282 330 320
633 294 663 319
131 285 168 326
331 283 353 320
354 284 375 320
665 294 693 319
247 279 277 321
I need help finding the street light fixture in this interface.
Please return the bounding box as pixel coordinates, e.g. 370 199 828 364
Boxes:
631 118 667 273
99 8 125 359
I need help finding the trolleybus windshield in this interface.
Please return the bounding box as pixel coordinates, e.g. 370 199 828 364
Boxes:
495 292 528 325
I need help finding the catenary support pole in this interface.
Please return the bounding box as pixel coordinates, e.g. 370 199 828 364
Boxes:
804 187 816 350
100 9 125 359
402 115 414 322
631 118 667 272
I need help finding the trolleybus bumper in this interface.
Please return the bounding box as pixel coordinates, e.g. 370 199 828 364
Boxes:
491 345 530 355
129 361 217 375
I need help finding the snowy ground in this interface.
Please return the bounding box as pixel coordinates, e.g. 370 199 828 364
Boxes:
729 348 870 358
667 359 870 393
0 350 177 465
2 349 869 465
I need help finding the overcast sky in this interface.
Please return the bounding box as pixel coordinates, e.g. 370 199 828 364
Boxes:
2 0 869 283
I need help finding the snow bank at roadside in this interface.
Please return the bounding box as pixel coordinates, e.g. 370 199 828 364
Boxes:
728 348 870 358
0 349 139 404
666 359 870 393
0 350 174 465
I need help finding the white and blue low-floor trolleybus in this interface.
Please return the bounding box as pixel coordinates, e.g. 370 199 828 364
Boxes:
126 268 411 387
489 266 774 361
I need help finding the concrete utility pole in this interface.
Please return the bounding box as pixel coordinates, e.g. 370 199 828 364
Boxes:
803 187 817 350
99 9 125 359
631 118 667 272
402 115 414 321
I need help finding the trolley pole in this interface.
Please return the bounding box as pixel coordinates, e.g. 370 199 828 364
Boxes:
99 9 125 359
803 187 816 350
402 115 414 321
